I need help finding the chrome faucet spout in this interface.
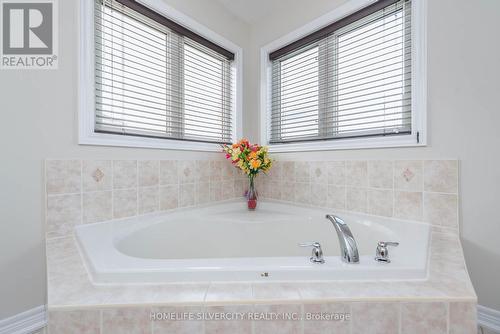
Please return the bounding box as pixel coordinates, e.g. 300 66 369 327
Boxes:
325 214 359 264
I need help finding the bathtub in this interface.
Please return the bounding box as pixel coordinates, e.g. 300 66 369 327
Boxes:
76 200 430 284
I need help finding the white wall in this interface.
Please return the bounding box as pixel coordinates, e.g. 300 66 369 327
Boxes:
246 0 500 309
0 0 250 319
1 0 499 320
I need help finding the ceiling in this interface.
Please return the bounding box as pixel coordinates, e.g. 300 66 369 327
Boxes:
213 0 286 25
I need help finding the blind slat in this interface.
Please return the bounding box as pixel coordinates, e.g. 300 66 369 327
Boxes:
270 0 412 143
94 0 233 144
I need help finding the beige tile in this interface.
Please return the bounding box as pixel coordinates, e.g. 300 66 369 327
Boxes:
204 305 252 334
328 161 345 185
256 178 269 198
394 160 423 191
424 160 458 193
424 192 458 227
102 307 151 334
179 183 195 207
160 185 178 210
221 159 236 178
205 283 252 303
310 161 328 184
394 191 423 220
351 302 399 334
48 309 100 334
159 160 178 185
346 187 368 213
196 182 210 205
328 185 346 210
345 161 368 187
210 181 223 202
235 168 247 180
282 161 295 182
268 181 282 200
82 160 112 192
113 160 137 189
152 283 209 304
196 160 211 183
138 186 159 214
252 283 301 301
369 160 394 189
368 189 394 217
83 191 112 223
311 183 328 207
267 160 282 182
222 180 235 200
179 160 197 184
281 181 295 202
303 303 351 334
102 284 157 305
209 160 223 182
449 302 477 334
138 160 159 187
233 179 245 198
401 302 447 334
253 304 302 334
294 182 311 205
152 305 203 334
46 194 81 238
46 160 81 194
113 189 137 218
295 161 311 182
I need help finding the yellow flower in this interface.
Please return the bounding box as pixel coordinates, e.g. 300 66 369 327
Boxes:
250 159 261 169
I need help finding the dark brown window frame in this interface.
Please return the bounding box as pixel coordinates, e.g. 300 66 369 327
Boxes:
113 0 235 60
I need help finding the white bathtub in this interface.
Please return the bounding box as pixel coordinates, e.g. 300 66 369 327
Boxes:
76 200 430 284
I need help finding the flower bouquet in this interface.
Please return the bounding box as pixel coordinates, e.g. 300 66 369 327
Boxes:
222 139 272 210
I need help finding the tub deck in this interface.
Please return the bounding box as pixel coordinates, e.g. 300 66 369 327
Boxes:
46 201 477 333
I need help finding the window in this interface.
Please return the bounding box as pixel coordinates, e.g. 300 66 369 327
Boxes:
267 0 419 147
92 0 235 145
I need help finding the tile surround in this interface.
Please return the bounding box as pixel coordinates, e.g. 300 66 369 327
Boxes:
46 159 461 240
45 159 245 239
44 160 472 333
401 302 448 334
46 228 476 334
257 159 459 229
45 302 479 334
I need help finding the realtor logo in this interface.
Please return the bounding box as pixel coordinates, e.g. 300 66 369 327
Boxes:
1 0 58 69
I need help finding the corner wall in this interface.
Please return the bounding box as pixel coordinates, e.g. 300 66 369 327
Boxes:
245 0 500 310
0 0 251 319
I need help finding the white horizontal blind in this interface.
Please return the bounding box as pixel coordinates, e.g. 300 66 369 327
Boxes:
270 0 411 143
94 0 233 143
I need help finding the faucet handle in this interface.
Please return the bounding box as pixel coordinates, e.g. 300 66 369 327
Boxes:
378 241 399 247
298 242 325 264
298 242 321 248
375 241 399 263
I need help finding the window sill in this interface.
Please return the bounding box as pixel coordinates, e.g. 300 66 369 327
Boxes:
267 134 425 153
79 131 223 152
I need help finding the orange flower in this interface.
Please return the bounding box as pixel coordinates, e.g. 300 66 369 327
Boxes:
248 151 258 160
250 159 261 169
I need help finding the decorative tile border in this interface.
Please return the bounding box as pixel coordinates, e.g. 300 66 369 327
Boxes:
256 160 459 229
45 160 246 239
